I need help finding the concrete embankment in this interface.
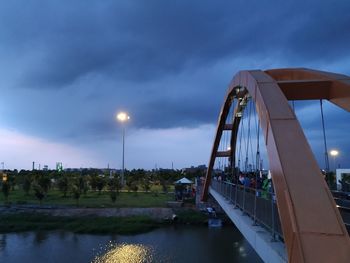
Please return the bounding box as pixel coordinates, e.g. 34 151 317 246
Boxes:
0 206 175 220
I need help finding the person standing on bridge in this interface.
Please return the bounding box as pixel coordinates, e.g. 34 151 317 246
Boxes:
262 176 269 199
243 175 251 188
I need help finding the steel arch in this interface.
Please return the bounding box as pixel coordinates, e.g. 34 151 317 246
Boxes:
202 68 350 262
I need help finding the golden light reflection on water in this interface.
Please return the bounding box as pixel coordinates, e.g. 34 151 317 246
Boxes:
92 242 154 263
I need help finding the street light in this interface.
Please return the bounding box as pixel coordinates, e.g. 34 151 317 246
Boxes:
330 149 339 172
116 112 130 186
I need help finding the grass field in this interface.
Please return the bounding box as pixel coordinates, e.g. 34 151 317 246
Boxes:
0 213 160 234
0 184 205 235
0 209 208 234
0 189 174 208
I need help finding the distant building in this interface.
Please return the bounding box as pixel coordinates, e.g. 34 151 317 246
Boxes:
56 162 63 172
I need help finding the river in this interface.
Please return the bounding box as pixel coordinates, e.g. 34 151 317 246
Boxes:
0 226 262 262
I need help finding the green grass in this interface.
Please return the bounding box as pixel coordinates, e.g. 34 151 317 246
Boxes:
0 213 160 234
0 210 209 234
175 209 208 224
0 189 174 208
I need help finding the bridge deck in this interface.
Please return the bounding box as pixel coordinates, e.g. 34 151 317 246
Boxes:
209 188 288 263
208 180 350 262
209 186 287 263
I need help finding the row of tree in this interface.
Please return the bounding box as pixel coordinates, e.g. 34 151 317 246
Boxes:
1 168 197 205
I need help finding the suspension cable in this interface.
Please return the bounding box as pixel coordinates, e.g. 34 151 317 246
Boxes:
320 100 330 172
252 101 259 171
241 116 247 172
237 107 244 172
222 130 226 172
245 99 252 172
230 101 235 170
248 101 255 170
256 120 261 172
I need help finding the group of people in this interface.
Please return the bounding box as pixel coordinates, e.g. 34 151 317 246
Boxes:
215 171 275 199
174 184 196 201
239 172 274 199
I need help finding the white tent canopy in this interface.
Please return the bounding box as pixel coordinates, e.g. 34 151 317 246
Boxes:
175 177 193 184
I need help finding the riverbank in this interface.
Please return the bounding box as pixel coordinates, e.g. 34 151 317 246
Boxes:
0 207 208 235
0 190 174 208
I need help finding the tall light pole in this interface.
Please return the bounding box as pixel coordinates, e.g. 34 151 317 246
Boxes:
330 149 339 172
117 112 130 186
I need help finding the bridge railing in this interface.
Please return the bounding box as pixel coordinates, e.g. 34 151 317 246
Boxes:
211 179 284 241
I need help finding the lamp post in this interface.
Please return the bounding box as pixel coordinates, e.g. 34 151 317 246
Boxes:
117 112 130 186
330 150 339 172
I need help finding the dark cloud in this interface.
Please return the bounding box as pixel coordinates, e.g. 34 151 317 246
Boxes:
2 0 350 89
1 0 350 144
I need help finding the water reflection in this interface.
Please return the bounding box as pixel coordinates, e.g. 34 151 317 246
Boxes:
33 231 48 245
0 227 262 263
0 234 6 252
92 242 154 263
58 231 68 240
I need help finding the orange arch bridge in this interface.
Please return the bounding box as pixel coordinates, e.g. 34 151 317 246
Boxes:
201 68 350 262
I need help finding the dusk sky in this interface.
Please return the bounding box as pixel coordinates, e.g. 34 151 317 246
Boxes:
1 1 349 171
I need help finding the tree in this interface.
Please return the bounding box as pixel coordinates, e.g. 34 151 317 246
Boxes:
125 179 133 192
96 176 106 195
35 172 51 194
141 175 151 192
18 169 30 189
79 175 88 195
89 175 98 191
71 184 81 206
58 175 69 197
23 175 32 195
108 176 121 203
33 184 45 205
7 171 17 191
125 170 139 193
131 182 138 195
108 176 121 193
160 178 169 193
2 181 10 202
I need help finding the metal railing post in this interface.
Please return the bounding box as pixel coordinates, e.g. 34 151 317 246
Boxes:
242 184 246 215
271 192 277 241
234 183 238 208
226 182 229 198
224 181 226 197
253 178 258 225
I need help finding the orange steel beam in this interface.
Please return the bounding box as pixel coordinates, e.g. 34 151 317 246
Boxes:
201 88 236 200
201 88 248 200
223 124 233 130
277 79 331 100
216 150 231 158
266 68 350 111
202 68 350 262
228 95 249 172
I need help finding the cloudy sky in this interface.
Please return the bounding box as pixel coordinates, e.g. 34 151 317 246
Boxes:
1 0 349 170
